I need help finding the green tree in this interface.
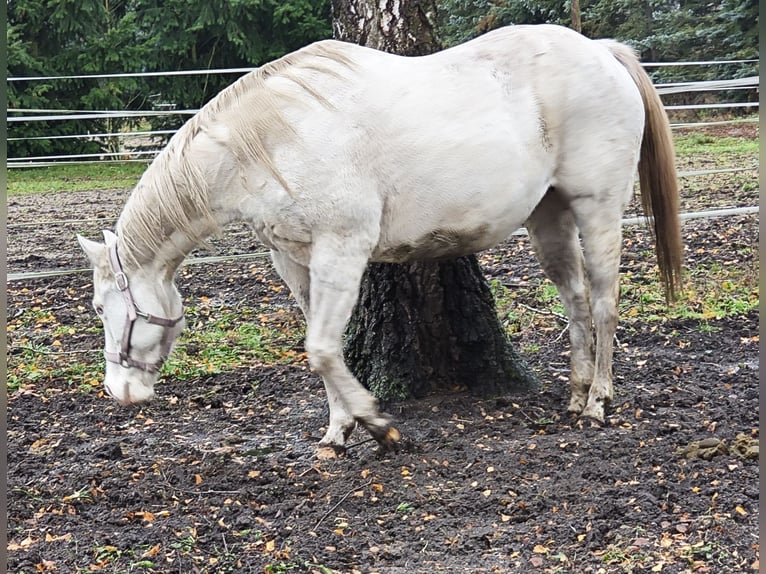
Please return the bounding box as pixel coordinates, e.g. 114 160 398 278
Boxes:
7 0 332 158
437 0 758 75
8 0 152 157
133 0 331 113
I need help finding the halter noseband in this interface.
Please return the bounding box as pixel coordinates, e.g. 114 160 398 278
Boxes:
106 242 184 373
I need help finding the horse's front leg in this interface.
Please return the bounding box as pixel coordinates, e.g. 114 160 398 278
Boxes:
305 235 400 449
270 250 357 453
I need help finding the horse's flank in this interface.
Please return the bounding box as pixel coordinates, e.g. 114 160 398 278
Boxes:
115 42 356 268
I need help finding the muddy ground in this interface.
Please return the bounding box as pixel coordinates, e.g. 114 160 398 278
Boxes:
6 131 760 573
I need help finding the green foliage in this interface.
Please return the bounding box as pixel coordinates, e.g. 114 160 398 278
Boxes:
8 0 332 158
436 0 758 84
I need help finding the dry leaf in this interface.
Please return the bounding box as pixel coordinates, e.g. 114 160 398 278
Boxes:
35 559 56 572
45 533 72 543
142 544 161 557
316 446 341 460
8 536 37 551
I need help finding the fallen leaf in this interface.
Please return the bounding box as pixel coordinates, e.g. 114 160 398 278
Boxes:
316 446 341 460
142 544 160 557
45 533 72 542
35 559 56 572
8 536 37 551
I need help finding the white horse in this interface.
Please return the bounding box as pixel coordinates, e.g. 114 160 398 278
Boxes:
78 24 682 453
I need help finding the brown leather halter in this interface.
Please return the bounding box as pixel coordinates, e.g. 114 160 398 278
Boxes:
105 242 184 373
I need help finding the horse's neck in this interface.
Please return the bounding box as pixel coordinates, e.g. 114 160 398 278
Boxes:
116 174 220 275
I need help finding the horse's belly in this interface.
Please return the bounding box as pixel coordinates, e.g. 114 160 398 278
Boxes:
371 219 524 263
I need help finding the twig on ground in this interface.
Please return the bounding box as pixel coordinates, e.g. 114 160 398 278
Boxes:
10 345 100 356
312 479 373 532
344 437 376 451
518 302 569 323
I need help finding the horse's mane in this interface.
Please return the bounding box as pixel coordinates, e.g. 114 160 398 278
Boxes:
116 42 356 268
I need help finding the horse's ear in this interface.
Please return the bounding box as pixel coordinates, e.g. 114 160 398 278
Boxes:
102 229 117 245
77 234 105 266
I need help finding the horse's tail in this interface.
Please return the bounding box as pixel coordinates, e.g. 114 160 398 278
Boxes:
601 40 683 301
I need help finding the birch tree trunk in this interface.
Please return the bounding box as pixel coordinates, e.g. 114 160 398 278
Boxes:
332 0 538 401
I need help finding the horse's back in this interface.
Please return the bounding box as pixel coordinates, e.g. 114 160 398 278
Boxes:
202 25 647 263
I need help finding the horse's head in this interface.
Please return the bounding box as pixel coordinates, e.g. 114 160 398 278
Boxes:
77 230 185 405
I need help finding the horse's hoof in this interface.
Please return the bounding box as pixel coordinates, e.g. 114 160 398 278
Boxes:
316 444 347 460
385 426 401 442
576 416 604 429
366 421 401 451
567 398 586 415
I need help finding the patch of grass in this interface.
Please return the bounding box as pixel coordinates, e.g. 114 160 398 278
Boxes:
265 562 334 574
620 261 758 322
7 162 146 195
494 255 757 341
396 501 415 513
673 133 758 157
6 297 306 397
165 305 306 380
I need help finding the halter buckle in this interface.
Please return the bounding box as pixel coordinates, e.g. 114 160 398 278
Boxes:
115 271 129 291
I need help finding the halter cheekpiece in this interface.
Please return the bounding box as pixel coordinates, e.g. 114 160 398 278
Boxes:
106 242 184 373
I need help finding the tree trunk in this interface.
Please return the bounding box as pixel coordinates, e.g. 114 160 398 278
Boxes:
571 0 582 33
332 0 538 401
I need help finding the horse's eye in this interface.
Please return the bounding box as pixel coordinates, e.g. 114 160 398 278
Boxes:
95 305 104 316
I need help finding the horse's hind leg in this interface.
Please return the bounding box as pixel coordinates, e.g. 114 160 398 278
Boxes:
570 193 629 423
526 188 595 414
304 235 399 447
271 250 356 450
